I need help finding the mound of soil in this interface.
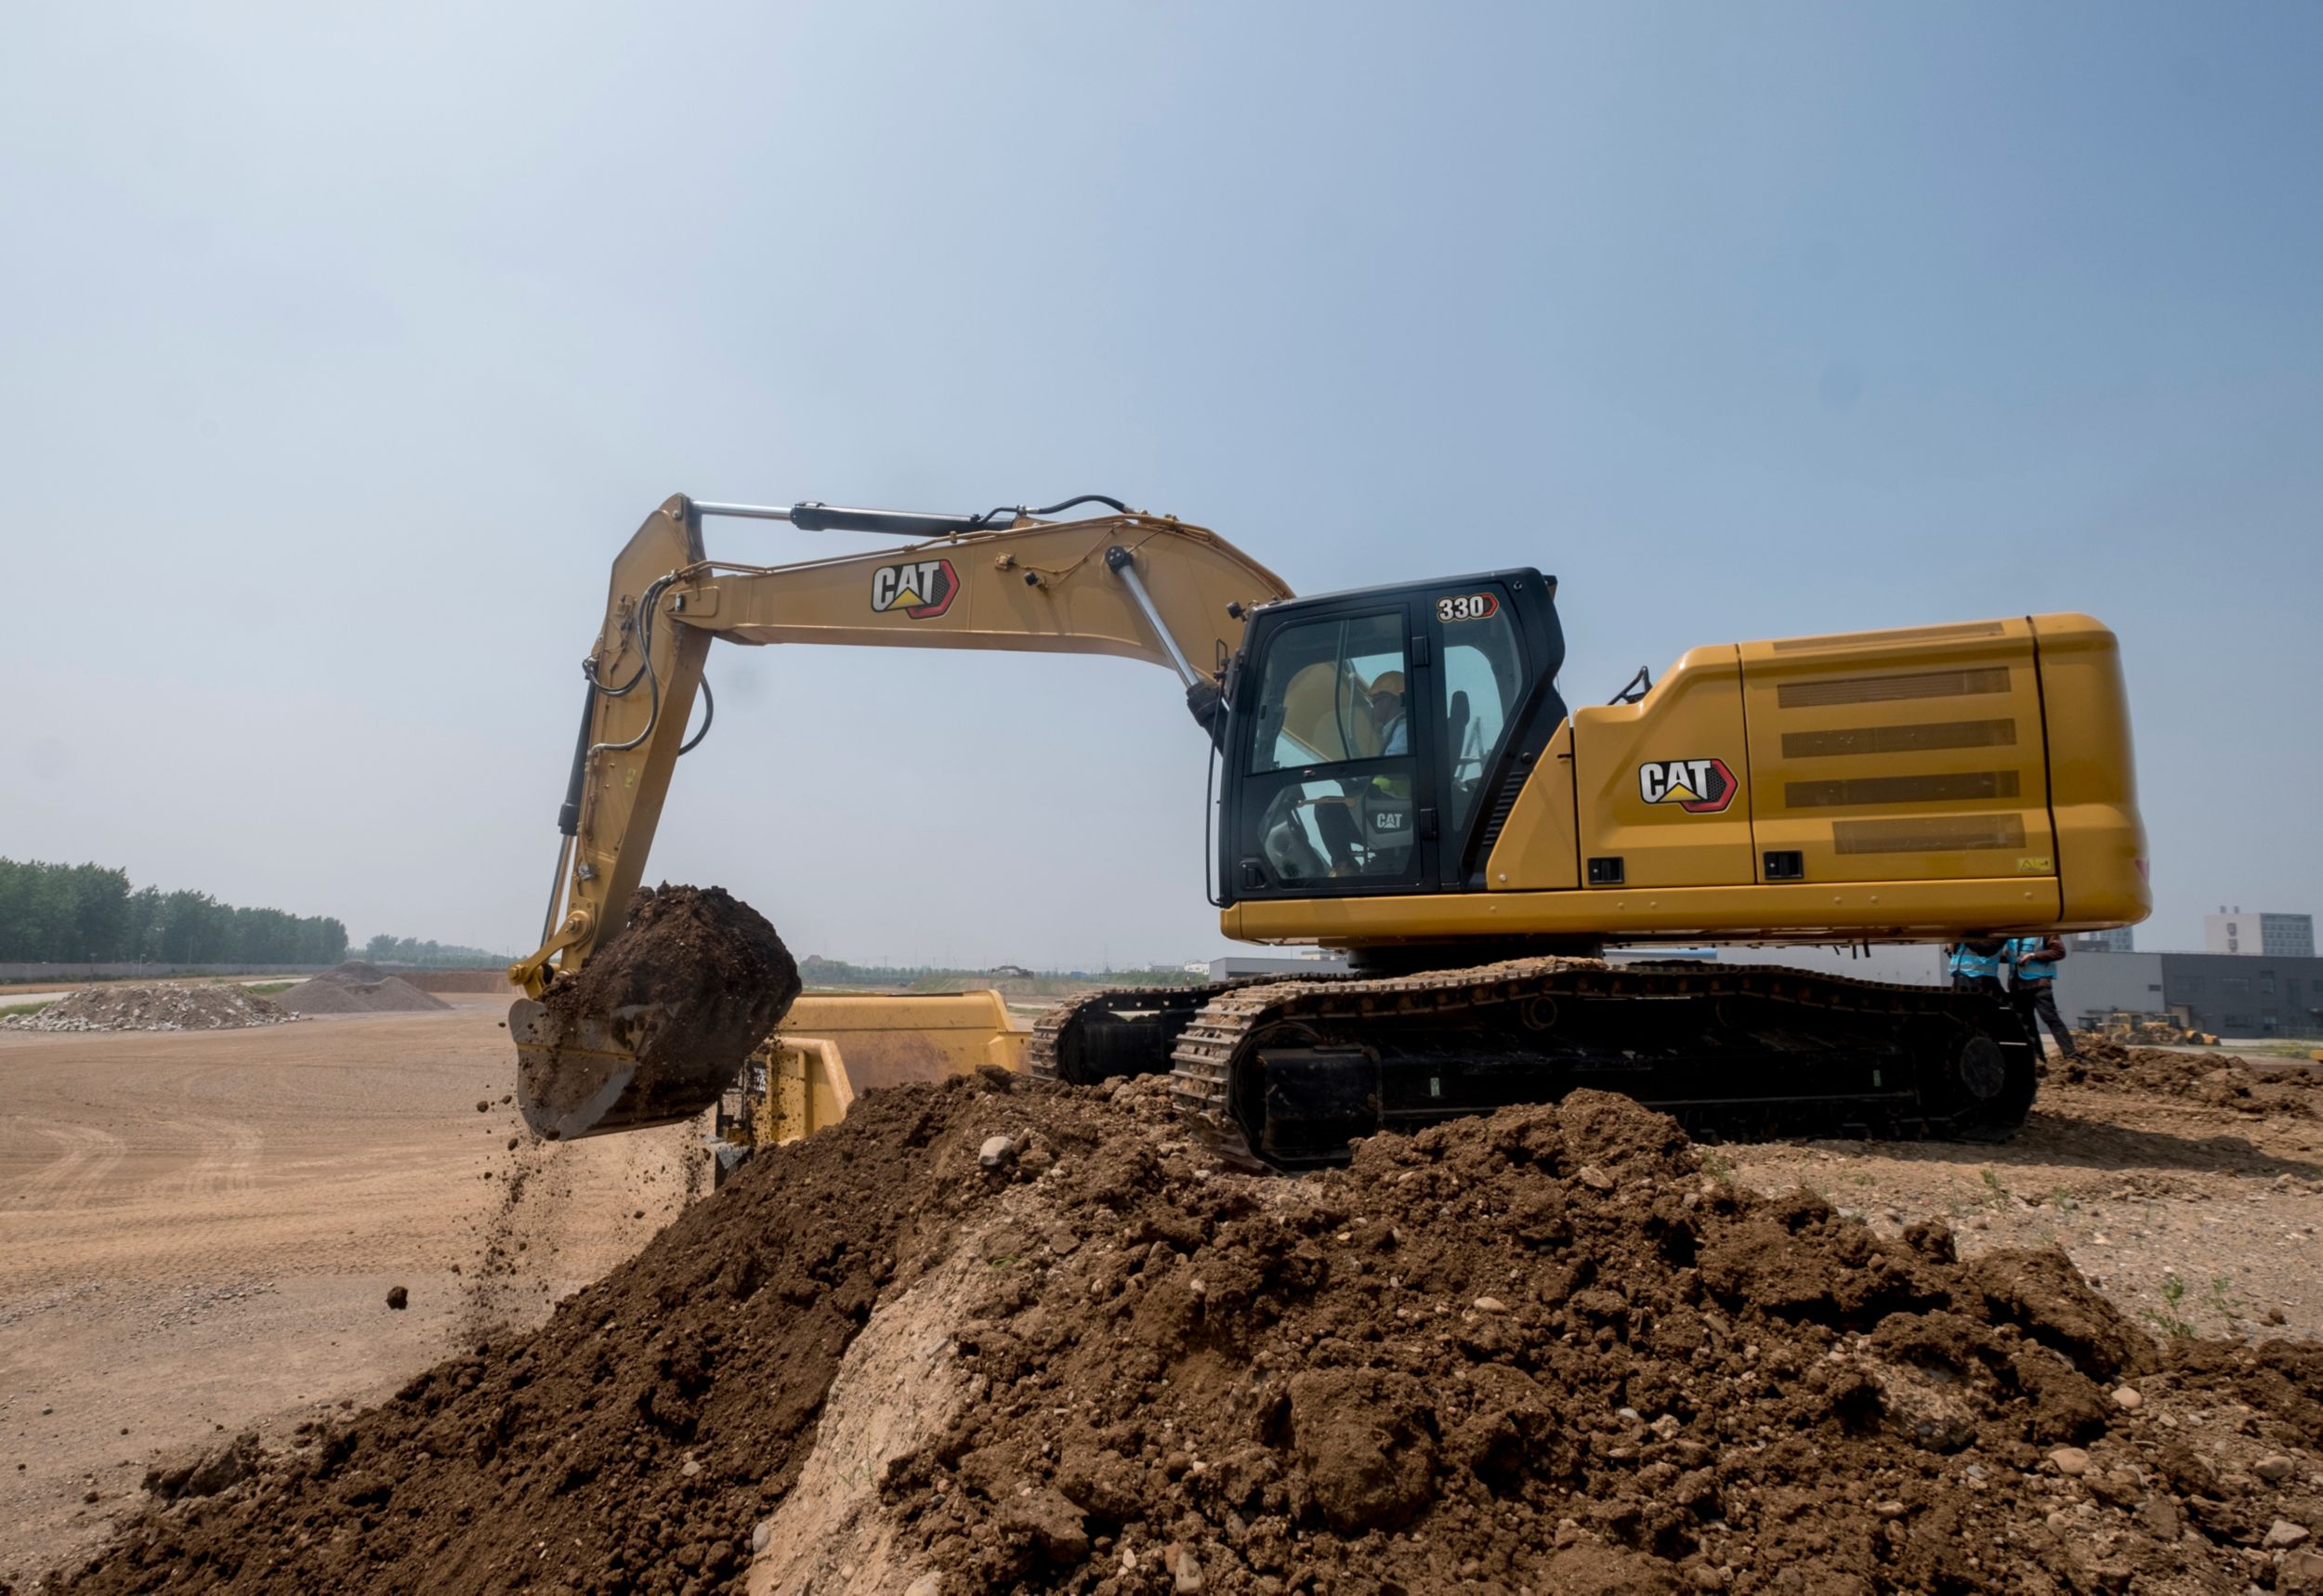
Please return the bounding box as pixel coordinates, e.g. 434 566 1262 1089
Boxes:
2 982 297 1033
2061 1042 2320 1119
275 961 452 1015
59 1079 2323 1595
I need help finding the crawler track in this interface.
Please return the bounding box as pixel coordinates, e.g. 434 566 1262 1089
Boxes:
1165 959 2038 1168
1029 983 1244 1086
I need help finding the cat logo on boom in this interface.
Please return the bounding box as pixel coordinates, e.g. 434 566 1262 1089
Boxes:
1636 756 1737 814
868 557 959 620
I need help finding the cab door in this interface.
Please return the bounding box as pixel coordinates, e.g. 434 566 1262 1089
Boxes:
1224 598 1437 900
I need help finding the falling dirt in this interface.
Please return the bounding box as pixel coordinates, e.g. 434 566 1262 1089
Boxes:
274 962 452 1016
54 1076 2323 1595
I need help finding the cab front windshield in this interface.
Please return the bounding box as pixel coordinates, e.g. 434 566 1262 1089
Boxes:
1244 611 1414 883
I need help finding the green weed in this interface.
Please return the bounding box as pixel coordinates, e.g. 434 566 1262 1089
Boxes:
2141 1275 2198 1340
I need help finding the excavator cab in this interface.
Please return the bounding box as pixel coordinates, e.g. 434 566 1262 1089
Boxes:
1222 569 1567 904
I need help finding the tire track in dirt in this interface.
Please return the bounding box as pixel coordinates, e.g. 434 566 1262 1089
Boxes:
167 1117 264 1201
10 1122 125 1209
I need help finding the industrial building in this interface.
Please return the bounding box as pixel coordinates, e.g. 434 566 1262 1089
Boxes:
2054 948 2323 1039
2204 910 2316 959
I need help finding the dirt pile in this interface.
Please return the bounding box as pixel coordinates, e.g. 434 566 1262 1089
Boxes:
275 961 453 1015
2 982 297 1033
2062 1042 2320 1119
59 1078 2323 1595
523 884 801 1137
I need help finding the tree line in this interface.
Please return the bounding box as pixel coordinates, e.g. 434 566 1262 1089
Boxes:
361 935 515 968
0 857 348 966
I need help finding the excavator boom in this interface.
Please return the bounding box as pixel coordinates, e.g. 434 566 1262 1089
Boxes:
507 494 1293 1138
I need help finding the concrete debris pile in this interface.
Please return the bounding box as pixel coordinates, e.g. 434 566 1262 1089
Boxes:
58 1079 2323 1596
2062 1042 2321 1119
3 983 298 1033
273 961 452 1015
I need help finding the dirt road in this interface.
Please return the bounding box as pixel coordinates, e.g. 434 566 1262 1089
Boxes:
0 998 697 1587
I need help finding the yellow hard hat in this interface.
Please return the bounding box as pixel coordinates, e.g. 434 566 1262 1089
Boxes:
1369 670 1407 698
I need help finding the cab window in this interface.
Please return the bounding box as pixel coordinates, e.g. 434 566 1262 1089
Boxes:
1437 597 1523 835
1242 612 1415 884
1248 612 1410 774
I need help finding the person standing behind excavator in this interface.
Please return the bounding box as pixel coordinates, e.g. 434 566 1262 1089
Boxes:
1946 938 2007 997
2005 934 2079 1061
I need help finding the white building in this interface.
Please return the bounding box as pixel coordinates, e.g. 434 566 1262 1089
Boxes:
2204 910 2315 959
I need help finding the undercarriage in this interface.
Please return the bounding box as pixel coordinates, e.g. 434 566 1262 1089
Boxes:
1030 959 2037 1169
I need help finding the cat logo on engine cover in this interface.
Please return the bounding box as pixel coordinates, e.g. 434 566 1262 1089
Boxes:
1637 756 1737 814
869 557 958 620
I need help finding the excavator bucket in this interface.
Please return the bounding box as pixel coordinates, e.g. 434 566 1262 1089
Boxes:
511 996 749 1139
511 884 802 1141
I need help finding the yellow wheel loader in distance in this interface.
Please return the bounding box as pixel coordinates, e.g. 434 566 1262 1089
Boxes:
509 493 2147 1167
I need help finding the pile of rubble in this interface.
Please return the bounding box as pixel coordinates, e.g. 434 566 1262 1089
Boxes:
2 982 299 1033
273 961 451 1015
57 1077 2323 1595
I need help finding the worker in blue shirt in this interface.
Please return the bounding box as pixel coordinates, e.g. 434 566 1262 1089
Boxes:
1945 938 2008 997
2005 934 2079 1061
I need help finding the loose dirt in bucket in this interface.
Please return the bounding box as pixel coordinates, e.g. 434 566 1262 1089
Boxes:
523 884 801 1136
2 983 297 1032
274 962 452 1016
55 1077 2323 1596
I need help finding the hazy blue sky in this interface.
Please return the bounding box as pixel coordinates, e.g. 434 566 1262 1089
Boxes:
3 3 2316 967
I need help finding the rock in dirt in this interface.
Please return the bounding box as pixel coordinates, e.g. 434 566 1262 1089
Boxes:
141 1433 261 1503
55 1079 2323 1596
3 982 298 1032
384 1286 408 1311
273 961 451 1015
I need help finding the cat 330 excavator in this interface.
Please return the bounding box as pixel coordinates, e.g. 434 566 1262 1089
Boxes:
508 492 2147 1169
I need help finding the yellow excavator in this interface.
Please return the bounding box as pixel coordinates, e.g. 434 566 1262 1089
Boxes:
510 492 2147 1166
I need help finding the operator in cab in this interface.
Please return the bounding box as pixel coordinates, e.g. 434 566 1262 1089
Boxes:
1366 671 1409 754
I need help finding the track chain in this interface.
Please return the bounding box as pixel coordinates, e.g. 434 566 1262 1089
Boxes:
1027 983 1241 1085
1169 957 1600 1164
1166 956 2028 1167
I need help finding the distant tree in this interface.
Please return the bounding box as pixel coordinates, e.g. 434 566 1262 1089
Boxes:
358 934 515 967
0 858 348 966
